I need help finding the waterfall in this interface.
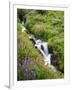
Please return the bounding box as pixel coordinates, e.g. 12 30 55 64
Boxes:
21 16 51 65
42 42 48 56
35 41 51 65
29 35 51 65
29 34 36 43
22 16 26 32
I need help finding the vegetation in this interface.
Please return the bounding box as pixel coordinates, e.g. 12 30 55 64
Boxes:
17 9 64 80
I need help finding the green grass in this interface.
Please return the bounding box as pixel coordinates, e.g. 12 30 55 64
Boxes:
17 31 44 63
24 10 64 72
17 9 64 80
17 31 63 80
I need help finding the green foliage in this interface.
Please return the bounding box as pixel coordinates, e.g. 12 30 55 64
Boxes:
24 10 64 72
48 36 64 72
17 9 64 80
17 31 64 80
36 10 47 15
17 22 22 32
17 31 44 62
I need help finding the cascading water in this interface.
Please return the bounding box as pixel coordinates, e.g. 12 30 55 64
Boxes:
42 42 51 65
22 16 26 32
21 16 51 65
29 35 51 65
42 42 48 56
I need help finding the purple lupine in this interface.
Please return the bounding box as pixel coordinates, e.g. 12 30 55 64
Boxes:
25 60 29 65
28 70 32 79
25 68 28 79
34 65 36 71
24 69 32 80
22 60 33 65
24 60 27 65
34 73 36 79
34 65 36 79
17 61 21 67
18 59 36 80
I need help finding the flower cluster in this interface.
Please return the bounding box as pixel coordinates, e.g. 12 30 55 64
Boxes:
17 59 36 80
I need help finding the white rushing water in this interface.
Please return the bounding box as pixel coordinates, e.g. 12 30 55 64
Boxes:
22 21 26 32
21 16 51 65
35 40 51 65
42 42 48 56
29 35 51 65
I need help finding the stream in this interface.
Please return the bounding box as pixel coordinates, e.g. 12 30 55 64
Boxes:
22 17 51 65
29 35 51 65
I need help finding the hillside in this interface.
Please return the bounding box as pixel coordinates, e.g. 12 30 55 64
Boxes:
17 9 64 80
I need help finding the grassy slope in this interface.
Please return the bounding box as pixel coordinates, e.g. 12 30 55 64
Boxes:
24 10 64 72
17 26 63 80
17 9 64 80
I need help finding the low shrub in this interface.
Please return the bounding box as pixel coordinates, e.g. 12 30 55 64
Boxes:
48 36 64 72
17 22 22 32
17 31 64 80
17 9 64 80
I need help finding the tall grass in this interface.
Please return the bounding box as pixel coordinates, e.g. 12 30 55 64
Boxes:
17 9 64 80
